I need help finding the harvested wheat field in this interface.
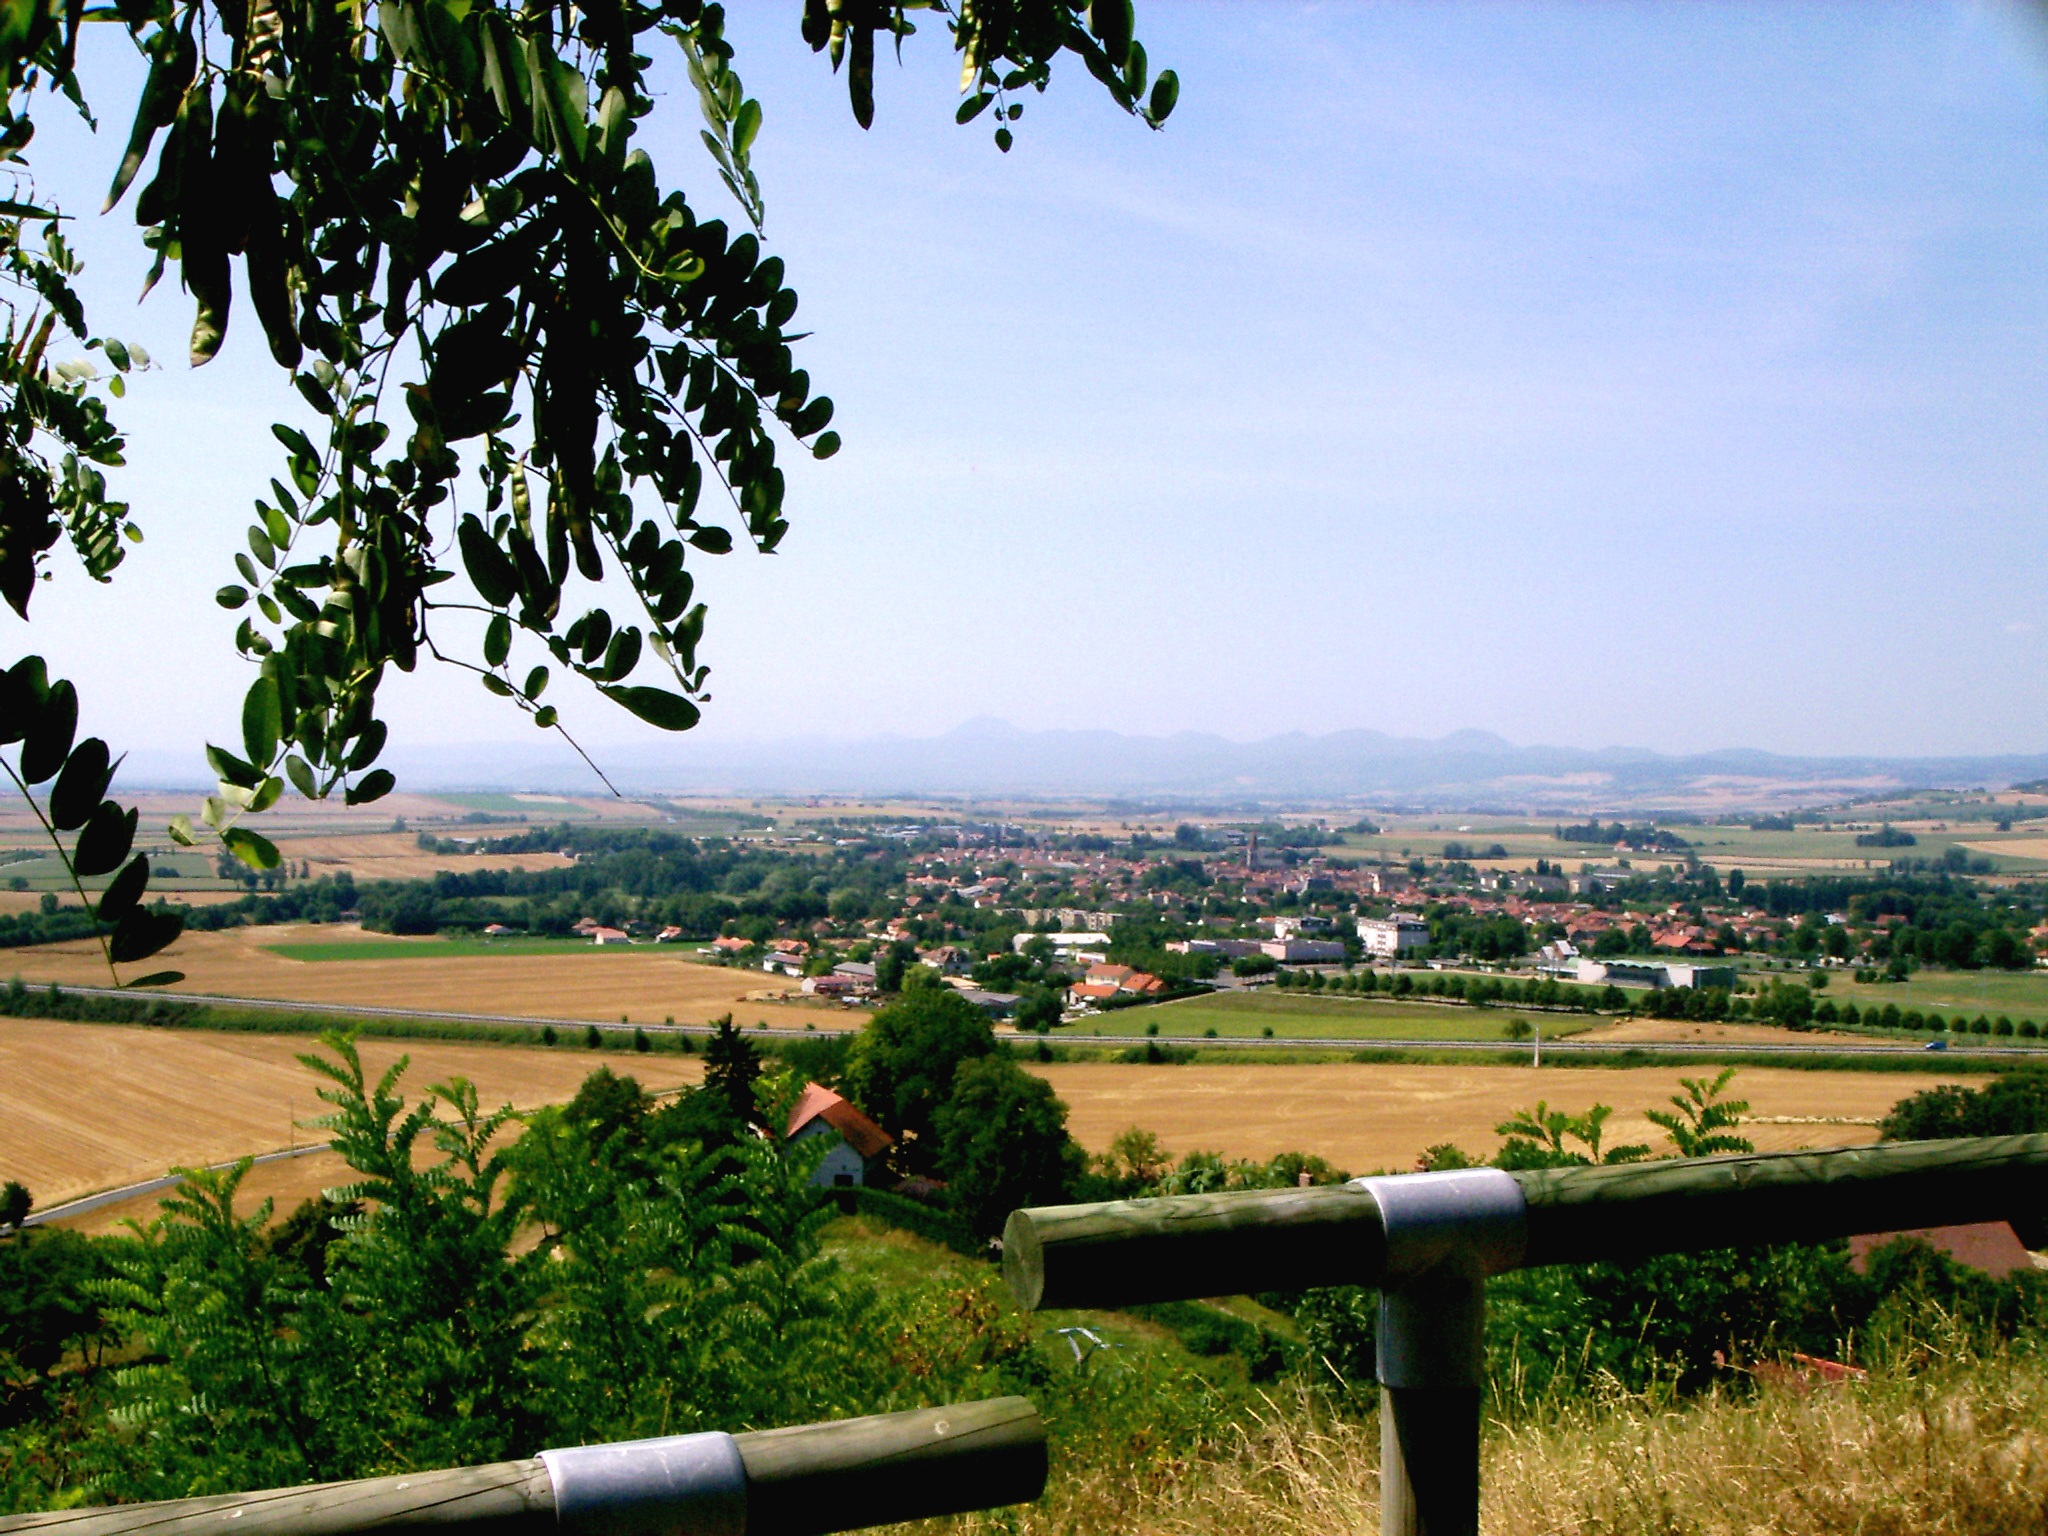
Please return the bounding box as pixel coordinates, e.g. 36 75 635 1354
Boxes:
280 831 579 881
0 924 834 1027
1026 1061 1964 1174
0 1017 703 1208
1573 1017 1872 1048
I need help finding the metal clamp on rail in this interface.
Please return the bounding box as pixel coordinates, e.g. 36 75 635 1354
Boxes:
0 1398 1047 1536
1353 1169 1527 1397
1351 1169 1526 1283
541 1431 747 1536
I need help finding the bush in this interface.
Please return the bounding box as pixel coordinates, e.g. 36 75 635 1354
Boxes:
1881 1072 2048 1140
842 1186 978 1256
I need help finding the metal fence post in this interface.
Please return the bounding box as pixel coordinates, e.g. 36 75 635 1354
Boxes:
1355 1171 1523 1536
1377 1274 1485 1536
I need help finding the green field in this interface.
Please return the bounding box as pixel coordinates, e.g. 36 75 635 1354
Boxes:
0 850 231 891
1335 817 2048 874
263 936 620 961
1077 989 1599 1041
426 793 590 818
1831 969 2048 1021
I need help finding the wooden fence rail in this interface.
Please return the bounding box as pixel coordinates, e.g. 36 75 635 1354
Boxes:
1002 1134 2048 1536
0 1398 1045 1536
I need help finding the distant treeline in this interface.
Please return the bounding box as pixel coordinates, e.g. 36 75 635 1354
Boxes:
1555 821 1691 852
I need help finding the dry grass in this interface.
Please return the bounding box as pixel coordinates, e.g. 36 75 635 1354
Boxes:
0 1017 703 1207
1026 1062 1961 1173
0 923 832 1027
1152 1351 2048 1536
916 1348 2048 1536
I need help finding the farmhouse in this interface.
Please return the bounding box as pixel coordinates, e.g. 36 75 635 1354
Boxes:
918 944 971 974
1066 980 1121 1006
784 1082 893 1188
1357 913 1430 959
588 926 630 945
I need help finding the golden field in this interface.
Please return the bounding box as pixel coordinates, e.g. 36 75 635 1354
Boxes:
0 1018 704 1209
279 830 578 882
5 1014 1961 1230
0 924 834 1027
1029 1061 1963 1174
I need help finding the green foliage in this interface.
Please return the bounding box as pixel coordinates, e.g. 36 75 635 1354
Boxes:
932 1056 1085 1238
842 1187 977 1257
700 1014 763 1126
1489 1235 2048 1402
0 1036 1075 1511
841 989 995 1173
1643 1067 1754 1158
0 1227 108 1384
0 2 1172 987
0 657 181 983
1880 1070 2048 1142
1015 983 1064 1033
1494 1101 1650 1169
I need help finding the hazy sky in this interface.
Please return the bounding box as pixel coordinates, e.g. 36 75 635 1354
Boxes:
12 2 2048 780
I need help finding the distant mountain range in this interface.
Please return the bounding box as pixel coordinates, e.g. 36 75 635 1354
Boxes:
113 720 2048 812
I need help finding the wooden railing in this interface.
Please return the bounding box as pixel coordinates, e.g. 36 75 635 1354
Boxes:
1003 1134 2048 1536
0 1398 1045 1536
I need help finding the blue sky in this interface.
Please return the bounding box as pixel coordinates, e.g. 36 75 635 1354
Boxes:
12 2 2048 779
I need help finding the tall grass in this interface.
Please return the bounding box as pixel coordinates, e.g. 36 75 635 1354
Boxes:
920 1325 2048 1535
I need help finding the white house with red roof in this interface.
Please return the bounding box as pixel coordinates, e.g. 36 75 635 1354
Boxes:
785 1082 894 1188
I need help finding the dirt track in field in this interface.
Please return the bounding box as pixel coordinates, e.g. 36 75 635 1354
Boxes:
0 924 837 1027
0 1017 704 1208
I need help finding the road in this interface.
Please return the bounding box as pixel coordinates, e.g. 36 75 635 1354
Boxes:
20 1143 334 1227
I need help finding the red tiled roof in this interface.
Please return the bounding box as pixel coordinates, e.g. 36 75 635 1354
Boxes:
785 1081 893 1160
1848 1222 2036 1279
